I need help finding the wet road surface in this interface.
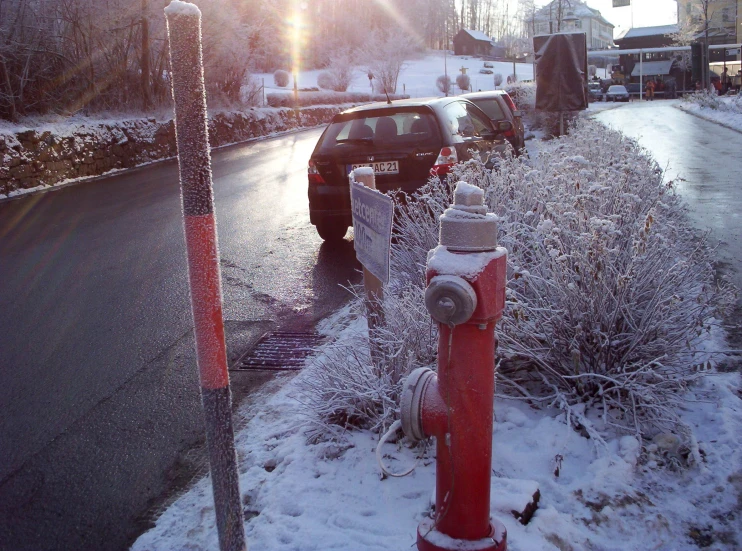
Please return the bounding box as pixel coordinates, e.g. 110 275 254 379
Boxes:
0 128 361 550
595 99 742 350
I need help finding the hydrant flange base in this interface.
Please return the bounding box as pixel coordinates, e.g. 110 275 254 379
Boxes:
417 518 507 551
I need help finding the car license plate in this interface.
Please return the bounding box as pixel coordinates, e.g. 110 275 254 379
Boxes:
349 161 399 175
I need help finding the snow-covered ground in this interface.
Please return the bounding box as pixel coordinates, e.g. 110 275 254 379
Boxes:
132 304 742 551
255 50 536 99
676 95 742 134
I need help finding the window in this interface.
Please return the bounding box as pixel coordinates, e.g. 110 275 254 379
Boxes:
575 20 582 29
443 102 490 139
722 7 730 22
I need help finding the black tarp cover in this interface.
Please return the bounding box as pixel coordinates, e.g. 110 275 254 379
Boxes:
534 33 588 112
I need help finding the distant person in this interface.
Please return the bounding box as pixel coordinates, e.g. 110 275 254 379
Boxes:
713 78 722 95
646 79 655 101
721 68 730 93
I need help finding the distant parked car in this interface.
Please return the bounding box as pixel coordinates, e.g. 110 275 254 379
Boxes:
606 85 630 102
484 62 494 68
588 82 603 102
461 90 525 155
479 68 493 74
307 97 512 241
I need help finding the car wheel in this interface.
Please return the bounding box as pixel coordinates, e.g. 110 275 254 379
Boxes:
315 221 348 242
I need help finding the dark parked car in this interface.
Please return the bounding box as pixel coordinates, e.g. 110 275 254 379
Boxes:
308 97 512 241
461 90 525 155
588 82 603 102
606 85 630 102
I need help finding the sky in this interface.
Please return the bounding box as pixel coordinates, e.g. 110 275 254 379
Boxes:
534 0 679 36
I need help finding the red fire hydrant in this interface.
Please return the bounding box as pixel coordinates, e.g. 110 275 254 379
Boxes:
400 182 507 551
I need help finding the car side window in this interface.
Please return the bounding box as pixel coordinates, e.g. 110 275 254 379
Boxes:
443 102 480 138
464 103 494 136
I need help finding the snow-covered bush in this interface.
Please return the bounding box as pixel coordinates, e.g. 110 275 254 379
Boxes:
505 81 536 112
436 75 452 95
456 73 471 93
299 119 732 445
365 30 417 94
265 91 409 108
390 119 733 443
494 73 503 88
273 70 290 88
683 90 742 114
325 49 356 92
298 285 436 441
317 72 334 91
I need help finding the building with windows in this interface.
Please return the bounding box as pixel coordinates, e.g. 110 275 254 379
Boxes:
676 0 741 62
528 0 615 50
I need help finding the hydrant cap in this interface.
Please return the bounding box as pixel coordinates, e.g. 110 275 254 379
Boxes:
400 367 435 442
439 181 497 252
425 275 477 326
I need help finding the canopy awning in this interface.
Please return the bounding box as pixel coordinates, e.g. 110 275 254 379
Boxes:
632 59 674 77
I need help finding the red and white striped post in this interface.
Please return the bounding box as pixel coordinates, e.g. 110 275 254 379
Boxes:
165 3 246 551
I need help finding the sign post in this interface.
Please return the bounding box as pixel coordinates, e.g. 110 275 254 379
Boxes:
164 3 246 551
349 168 393 360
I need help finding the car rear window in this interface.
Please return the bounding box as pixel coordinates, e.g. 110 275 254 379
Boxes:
468 98 506 121
316 108 440 153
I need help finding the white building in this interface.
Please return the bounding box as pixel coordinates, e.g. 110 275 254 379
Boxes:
529 0 615 50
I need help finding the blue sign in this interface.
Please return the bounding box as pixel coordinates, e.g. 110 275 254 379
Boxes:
350 181 393 284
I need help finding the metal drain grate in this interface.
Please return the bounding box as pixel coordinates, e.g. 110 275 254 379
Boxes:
232 331 324 371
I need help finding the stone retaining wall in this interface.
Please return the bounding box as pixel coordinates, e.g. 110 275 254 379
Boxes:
0 105 344 197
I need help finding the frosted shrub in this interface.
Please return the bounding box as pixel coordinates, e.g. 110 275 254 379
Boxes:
326 50 356 92
684 90 742 114
456 73 471 93
299 119 732 443
436 75 452 95
683 90 722 110
273 69 290 88
298 284 437 441
392 119 732 441
317 72 334 90
505 81 536 112
494 74 503 88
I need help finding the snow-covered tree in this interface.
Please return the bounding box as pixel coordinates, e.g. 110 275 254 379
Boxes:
365 31 417 95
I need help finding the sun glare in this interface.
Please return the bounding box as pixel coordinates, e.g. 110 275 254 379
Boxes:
288 3 305 84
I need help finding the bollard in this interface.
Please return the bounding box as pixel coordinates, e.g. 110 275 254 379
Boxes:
400 182 508 551
164 3 246 551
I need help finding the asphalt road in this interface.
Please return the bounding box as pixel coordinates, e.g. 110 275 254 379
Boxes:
0 128 361 550
594 99 742 351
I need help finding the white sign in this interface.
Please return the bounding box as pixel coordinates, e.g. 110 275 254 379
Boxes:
350 180 393 284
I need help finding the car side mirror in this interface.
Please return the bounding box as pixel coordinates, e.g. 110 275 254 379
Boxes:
496 120 512 133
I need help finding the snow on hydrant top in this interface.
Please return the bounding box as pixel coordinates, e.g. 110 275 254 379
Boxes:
453 181 484 208
164 0 201 17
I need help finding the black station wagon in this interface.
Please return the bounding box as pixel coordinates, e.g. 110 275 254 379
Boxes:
307 97 513 241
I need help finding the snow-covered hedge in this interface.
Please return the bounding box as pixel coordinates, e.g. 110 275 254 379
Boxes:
0 106 347 197
301 119 733 445
682 90 742 113
266 91 410 108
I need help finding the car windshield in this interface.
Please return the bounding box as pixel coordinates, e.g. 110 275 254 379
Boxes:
316 109 440 153
467 98 506 121
608 85 627 93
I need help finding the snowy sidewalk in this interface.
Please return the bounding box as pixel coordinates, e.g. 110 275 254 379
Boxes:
131 306 742 551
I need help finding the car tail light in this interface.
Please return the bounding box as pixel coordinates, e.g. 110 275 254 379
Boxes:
308 160 326 185
430 147 458 176
503 93 517 112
